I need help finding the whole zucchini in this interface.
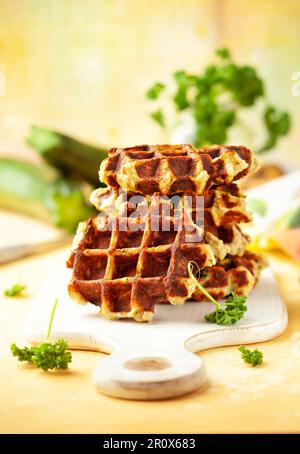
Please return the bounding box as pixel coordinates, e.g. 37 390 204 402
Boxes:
0 158 94 233
27 125 108 186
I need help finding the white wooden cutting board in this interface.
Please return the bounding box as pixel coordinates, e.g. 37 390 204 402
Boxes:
26 266 287 400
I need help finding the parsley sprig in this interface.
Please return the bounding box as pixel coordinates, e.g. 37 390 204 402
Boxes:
11 298 72 371
188 261 247 325
4 283 27 297
239 346 263 367
11 339 71 371
146 48 291 153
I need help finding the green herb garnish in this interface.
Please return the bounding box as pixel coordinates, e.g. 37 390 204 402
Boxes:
258 106 291 154
204 293 248 325
11 339 72 371
150 109 165 127
188 261 247 325
146 48 291 153
4 283 27 297
11 298 72 371
239 346 263 367
146 82 165 100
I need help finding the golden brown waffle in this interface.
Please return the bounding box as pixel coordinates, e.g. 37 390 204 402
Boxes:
88 186 251 261
68 190 250 272
68 143 263 322
68 220 265 321
67 205 216 321
99 144 259 195
68 191 250 322
192 251 267 302
90 183 252 228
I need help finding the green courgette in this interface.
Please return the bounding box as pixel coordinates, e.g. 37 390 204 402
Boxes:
0 158 94 233
27 125 108 186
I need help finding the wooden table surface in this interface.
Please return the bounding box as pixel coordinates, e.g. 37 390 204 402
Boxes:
1 209 300 434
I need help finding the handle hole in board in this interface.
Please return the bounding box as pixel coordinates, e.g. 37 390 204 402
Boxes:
124 357 172 371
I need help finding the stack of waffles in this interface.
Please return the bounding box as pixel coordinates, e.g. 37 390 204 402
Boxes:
67 144 267 321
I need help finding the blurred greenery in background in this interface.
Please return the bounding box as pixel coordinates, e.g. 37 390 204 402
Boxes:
146 49 291 153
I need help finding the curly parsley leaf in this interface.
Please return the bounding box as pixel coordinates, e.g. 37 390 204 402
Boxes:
204 293 247 325
150 109 165 127
146 82 165 100
188 261 247 325
4 283 27 297
11 344 33 362
46 179 94 234
173 71 196 111
239 346 263 367
11 298 72 371
215 48 231 59
11 339 72 371
258 106 291 154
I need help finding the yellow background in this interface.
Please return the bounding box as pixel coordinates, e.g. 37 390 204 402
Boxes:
0 0 299 161
0 2 300 432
